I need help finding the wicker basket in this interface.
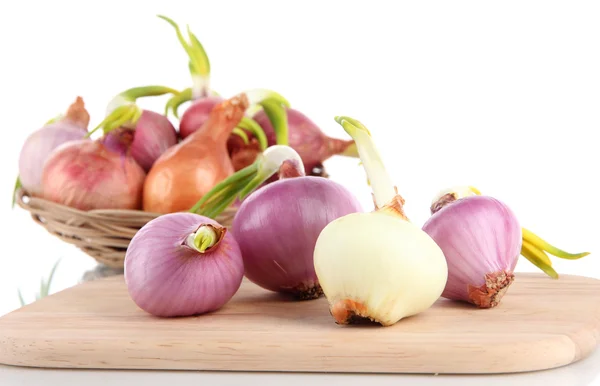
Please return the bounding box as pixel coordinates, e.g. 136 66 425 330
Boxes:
15 189 238 269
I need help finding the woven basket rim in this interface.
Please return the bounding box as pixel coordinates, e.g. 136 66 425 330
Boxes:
15 188 238 219
14 188 238 269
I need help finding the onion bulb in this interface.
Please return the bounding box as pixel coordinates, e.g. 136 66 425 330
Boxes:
422 194 522 308
124 213 244 317
40 132 146 211
88 85 179 172
17 97 90 197
313 116 448 326
429 186 591 280
194 145 363 299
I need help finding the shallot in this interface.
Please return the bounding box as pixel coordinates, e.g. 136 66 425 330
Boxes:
40 131 145 211
17 97 90 197
422 195 522 308
125 213 244 317
313 116 448 326
429 186 591 280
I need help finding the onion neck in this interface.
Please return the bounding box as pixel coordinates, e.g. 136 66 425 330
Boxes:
185 224 225 253
196 94 250 144
334 116 407 220
189 145 304 218
430 185 480 214
191 75 210 99
64 96 90 129
339 141 359 158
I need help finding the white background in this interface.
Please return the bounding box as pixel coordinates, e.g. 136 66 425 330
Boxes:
0 0 598 319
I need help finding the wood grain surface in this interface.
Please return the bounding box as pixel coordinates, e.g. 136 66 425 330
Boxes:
0 273 599 374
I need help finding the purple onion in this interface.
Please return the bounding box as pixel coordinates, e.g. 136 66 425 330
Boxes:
231 175 363 299
124 213 244 317
18 97 90 196
104 110 177 172
252 108 356 174
422 195 522 308
130 110 177 171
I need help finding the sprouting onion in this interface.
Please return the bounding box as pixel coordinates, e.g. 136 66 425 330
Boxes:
86 85 179 171
189 143 363 299
125 213 244 317
430 186 591 279
313 116 448 326
158 14 288 157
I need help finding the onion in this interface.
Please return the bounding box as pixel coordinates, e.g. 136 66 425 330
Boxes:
249 108 359 175
189 145 362 299
17 97 90 196
429 185 591 280
124 213 244 317
158 15 288 158
40 132 146 211
142 94 250 214
422 195 522 308
313 116 448 326
90 86 179 172
230 153 363 299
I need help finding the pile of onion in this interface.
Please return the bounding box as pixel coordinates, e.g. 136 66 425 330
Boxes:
158 15 355 176
143 93 257 213
190 144 363 299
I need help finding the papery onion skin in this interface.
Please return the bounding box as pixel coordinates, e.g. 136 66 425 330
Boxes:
178 96 224 139
125 213 244 317
143 94 247 214
18 97 90 196
252 108 355 174
40 139 146 211
232 176 363 299
422 195 522 308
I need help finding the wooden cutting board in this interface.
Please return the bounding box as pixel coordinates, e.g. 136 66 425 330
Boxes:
1 273 599 374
